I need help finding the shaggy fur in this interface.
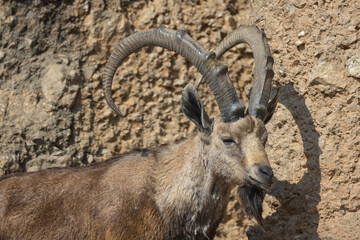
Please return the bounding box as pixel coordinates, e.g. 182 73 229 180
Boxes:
0 116 272 240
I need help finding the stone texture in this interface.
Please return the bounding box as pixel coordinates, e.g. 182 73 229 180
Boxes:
0 0 359 239
347 54 360 79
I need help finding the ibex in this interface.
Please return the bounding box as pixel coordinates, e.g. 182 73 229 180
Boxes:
0 26 279 239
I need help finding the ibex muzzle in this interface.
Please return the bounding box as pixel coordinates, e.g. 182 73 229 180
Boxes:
0 26 279 239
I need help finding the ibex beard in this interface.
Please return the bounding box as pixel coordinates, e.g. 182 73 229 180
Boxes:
0 25 279 239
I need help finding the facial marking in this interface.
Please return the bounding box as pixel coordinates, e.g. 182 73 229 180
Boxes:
242 134 269 167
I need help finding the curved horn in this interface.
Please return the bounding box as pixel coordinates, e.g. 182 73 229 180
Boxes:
103 26 245 122
195 25 275 122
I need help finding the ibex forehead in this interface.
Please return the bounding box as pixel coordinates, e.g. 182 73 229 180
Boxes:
214 116 267 138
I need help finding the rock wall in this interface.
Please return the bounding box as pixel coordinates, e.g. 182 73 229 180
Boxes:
244 1 359 239
0 0 359 239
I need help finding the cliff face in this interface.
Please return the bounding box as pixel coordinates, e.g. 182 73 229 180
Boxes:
0 0 359 239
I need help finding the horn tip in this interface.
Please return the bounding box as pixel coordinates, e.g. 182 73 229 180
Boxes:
105 97 124 118
112 106 124 118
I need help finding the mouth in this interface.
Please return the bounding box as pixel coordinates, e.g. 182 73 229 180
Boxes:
248 176 274 191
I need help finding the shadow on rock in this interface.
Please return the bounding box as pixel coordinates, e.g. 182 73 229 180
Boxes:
247 84 322 240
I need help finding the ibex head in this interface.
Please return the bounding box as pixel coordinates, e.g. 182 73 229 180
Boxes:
181 83 278 225
103 25 279 225
179 26 280 224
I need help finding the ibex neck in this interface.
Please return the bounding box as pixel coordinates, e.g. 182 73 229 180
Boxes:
154 134 231 238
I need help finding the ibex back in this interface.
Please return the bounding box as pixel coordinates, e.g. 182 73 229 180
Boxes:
0 26 279 239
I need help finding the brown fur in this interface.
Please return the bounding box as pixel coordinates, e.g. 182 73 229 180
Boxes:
0 116 272 239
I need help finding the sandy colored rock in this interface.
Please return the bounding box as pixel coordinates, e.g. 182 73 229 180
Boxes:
347 54 360 79
309 58 347 91
41 64 68 103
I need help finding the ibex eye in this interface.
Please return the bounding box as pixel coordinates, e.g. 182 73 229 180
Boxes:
221 138 236 146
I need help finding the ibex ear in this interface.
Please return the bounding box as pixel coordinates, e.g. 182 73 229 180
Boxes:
181 84 212 134
264 88 280 124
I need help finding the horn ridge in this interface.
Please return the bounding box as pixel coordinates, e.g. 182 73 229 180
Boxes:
103 26 243 122
195 25 276 122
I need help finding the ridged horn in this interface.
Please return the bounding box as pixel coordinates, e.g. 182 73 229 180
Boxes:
103 26 244 122
195 25 275 122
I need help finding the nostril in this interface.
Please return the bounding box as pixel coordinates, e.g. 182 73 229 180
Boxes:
258 165 273 178
250 165 274 188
